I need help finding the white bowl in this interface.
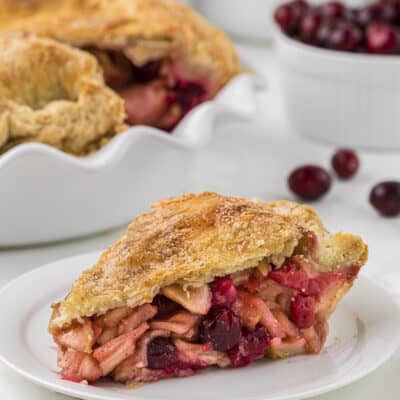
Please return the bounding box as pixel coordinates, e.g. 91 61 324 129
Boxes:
272 21 400 150
191 0 282 41
0 74 256 247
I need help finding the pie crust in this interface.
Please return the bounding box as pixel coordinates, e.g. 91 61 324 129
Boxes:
0 36 125 155
0 0 241 131
48 193 368 384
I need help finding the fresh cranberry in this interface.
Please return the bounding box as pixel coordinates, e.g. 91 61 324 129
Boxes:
133 61 161 82
274 0 309 33
199 307 241 352
301 13 323 43
147 337 178 370
293 0 310 15
227 326 271 367
369 181 400 216
344 8 358 23
316 19 336 47
319 1 345 18
290 294 315 329
366 21 399 54
211 276 237 307
288 165 332 200
274 3 298 32
326 21 362 51
356 4 381 26
269 262 309 291
331 149 360 179
378 3 398 23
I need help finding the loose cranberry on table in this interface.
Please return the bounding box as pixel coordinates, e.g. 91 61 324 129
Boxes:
288 165 332 200
331 149 359 179
369 181 400 216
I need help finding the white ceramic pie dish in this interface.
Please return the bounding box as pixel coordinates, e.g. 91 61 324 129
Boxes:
271 19 400 150
0 74 256 247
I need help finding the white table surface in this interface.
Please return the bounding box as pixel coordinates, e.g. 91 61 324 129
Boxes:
1 42 400 400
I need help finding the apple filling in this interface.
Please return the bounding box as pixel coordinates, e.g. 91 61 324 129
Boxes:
86 48 208 131
54 251 360 384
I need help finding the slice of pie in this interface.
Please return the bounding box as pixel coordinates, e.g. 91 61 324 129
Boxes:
0 0 241 131
49 193 368 384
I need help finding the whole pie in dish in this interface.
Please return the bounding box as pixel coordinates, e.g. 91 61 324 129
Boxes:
49 192 368 384
0 0 241 131
0 36 125 155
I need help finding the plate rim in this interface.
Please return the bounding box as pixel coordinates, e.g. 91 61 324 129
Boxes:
1 251 400 400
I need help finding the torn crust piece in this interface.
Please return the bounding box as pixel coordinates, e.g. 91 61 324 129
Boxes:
0 0 241 131
49 192 368 384
0 35 125 155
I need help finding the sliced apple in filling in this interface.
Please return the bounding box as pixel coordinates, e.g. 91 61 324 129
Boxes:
84 48 213 131
51 252 365 383
48 193 368 385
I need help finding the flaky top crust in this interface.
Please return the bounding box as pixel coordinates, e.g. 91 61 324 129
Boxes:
0 0 241 95
0 36 125 155
50 193 368 329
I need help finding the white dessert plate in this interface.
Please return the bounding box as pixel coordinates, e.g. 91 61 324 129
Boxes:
0 251 399 400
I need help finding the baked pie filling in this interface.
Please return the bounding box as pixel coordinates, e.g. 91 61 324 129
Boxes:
87 48 208 131
53 238 360 384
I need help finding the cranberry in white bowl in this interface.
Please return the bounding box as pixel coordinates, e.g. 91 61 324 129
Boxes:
272 0 400 150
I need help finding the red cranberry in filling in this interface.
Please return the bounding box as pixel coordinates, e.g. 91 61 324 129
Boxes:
152 295 181 318
366 21 399 54
199 307 241 352
306 278 324 298
227 326 271 367
331 149 359 179
288 165 331 201
369 181 400 217
147 337 178 370
132 61 161 82
290 294 315 329
269 262 309 291
210 276 237 307
172 81 205 113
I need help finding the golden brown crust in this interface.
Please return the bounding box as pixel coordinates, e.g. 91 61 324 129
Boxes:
0 36 126 155
262 200 368 271
0 0 241 96
50 193 368 330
